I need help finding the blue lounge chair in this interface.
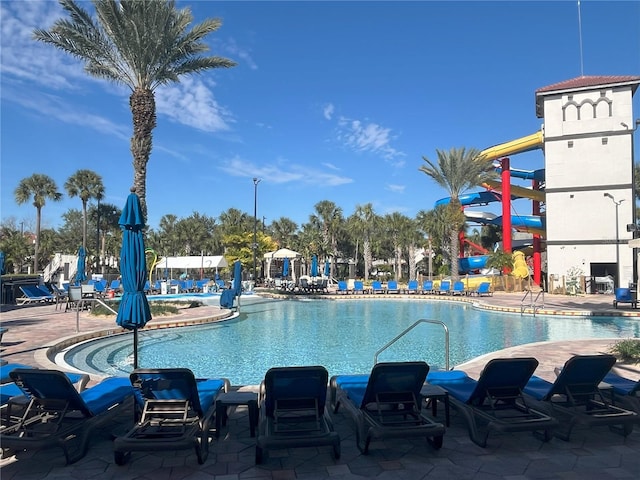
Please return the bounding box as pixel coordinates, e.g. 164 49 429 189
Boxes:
471 282 493 296
613 288 638 308
437 280 451 295
602 371 640 413
406 280 419 294
371 281 385 294
451 281 466 296
256 366 340 464
114 368 229 465
1 369 134 464
1 367 90 404
330 361 445 454
336 280 349 294
523 354 640 440
427 358 557 447
421 280 434 294
16 285 54 305
353 280 367 294
386 280 400 293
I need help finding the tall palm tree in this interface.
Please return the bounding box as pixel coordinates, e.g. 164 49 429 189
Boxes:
64 169 104 251
14 174 63 272
34 0 236 216
271 217 299 248
311 200 343 279
349 203 378 281
419 147 494 280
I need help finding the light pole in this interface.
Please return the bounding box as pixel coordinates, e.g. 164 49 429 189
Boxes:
604 193 624 288
253 178 261 283
96 198 100 274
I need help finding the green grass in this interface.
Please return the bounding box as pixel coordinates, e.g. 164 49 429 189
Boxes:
91 300 203 317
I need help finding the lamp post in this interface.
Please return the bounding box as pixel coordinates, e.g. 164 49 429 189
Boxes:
96 198 100 274
604 193 624 288
253 178 261 283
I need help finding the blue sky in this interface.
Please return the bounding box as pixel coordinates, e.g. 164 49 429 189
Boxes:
1 0 639 232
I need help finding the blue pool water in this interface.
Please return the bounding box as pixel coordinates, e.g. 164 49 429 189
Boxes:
64 297 640 386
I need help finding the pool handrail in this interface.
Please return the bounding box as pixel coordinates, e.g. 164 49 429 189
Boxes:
373 319 450 371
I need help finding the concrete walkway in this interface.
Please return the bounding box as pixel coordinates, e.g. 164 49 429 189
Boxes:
1 292 639 479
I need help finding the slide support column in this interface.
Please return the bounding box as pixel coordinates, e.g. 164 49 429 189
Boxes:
501 157 512 253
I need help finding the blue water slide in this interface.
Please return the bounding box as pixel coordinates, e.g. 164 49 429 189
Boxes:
458 255 489 273
467 213 545 231
435 190 514 207
494 167 545 181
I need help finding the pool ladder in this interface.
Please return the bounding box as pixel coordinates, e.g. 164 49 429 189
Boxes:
374 319 450 371
521 289 545 316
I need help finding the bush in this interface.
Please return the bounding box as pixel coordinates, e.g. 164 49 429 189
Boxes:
609 339 640 363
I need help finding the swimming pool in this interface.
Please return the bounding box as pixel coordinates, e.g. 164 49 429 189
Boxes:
63 297 640 386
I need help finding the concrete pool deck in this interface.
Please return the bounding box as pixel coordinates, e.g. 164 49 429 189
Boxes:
1 291 639 478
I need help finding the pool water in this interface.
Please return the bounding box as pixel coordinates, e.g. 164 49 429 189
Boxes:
64 297 640 386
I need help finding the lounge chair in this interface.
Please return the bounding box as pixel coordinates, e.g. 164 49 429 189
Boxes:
523 354 640 440
406 280 419 294
371 281 385 294
336 280 349 294
330 361 445 454
601 371 640 413
1 362 88 388
16 285 54 305
1 369 134 464
113 368 229 465
386 280 400 294
451 281 466 296
109 279 121 294
1 366 90 404
256 366 340 464
421 280 434 294
50 284 69 310
353 280 367 294
427 358 558 447
613 288 638 308
471 281 493 296
437 280 451 295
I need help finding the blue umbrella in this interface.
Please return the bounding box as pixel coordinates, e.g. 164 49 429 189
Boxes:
0 251 5 275
311 255 318 277
282 258 290 278
76 246 86 285
116 191 152 369
323 260 330 277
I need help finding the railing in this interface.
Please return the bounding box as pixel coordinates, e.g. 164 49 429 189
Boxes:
75 297 118 333
521 289 545 315
374 319 450 371
43 253 62 283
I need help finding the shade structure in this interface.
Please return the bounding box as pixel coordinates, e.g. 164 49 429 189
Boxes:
76 246 86 285
323 260 330 277
282 257 290 278
311 255 319 277
115 192 152 369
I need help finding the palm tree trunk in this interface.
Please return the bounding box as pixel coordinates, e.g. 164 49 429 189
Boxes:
34 207 41 272
450 227 459 280
130 87 157 218
363 239 371 281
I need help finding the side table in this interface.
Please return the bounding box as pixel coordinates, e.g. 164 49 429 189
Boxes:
215 391 259 437
420 383 450 426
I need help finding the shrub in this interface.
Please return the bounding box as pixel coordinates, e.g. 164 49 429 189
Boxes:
609 339 640 363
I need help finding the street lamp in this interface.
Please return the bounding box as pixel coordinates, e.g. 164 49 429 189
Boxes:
253 178 261 283
604 193 624 288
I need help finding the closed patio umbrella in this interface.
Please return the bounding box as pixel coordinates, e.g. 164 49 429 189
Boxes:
324 260 330 277
282 258 290 279
311 255 318 277
0 251 5 275
76 246 86 285
116 190 152 369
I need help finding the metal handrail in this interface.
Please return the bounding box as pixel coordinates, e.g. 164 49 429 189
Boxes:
520 290 532 314
75 297 118 333
374 319 450 371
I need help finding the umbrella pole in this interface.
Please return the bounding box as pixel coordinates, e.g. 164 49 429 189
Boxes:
133 327 139 369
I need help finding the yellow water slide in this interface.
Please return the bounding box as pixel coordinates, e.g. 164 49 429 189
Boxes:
479 131 543 161
482 179 545 202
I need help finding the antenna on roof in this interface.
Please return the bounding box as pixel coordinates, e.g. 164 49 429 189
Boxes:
577 0 585 76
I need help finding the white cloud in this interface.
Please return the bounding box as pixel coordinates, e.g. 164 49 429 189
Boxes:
223 37 258 70
335 115 405 163
323 103 335 120
155 77 234 133
219 156 353 187
387 184 405 193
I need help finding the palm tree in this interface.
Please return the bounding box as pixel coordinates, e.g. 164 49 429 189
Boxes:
64 169 104 251
14 174 63 272
349 203 378 281
34 0 236 216
311 201 343 279
419 147 494 280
